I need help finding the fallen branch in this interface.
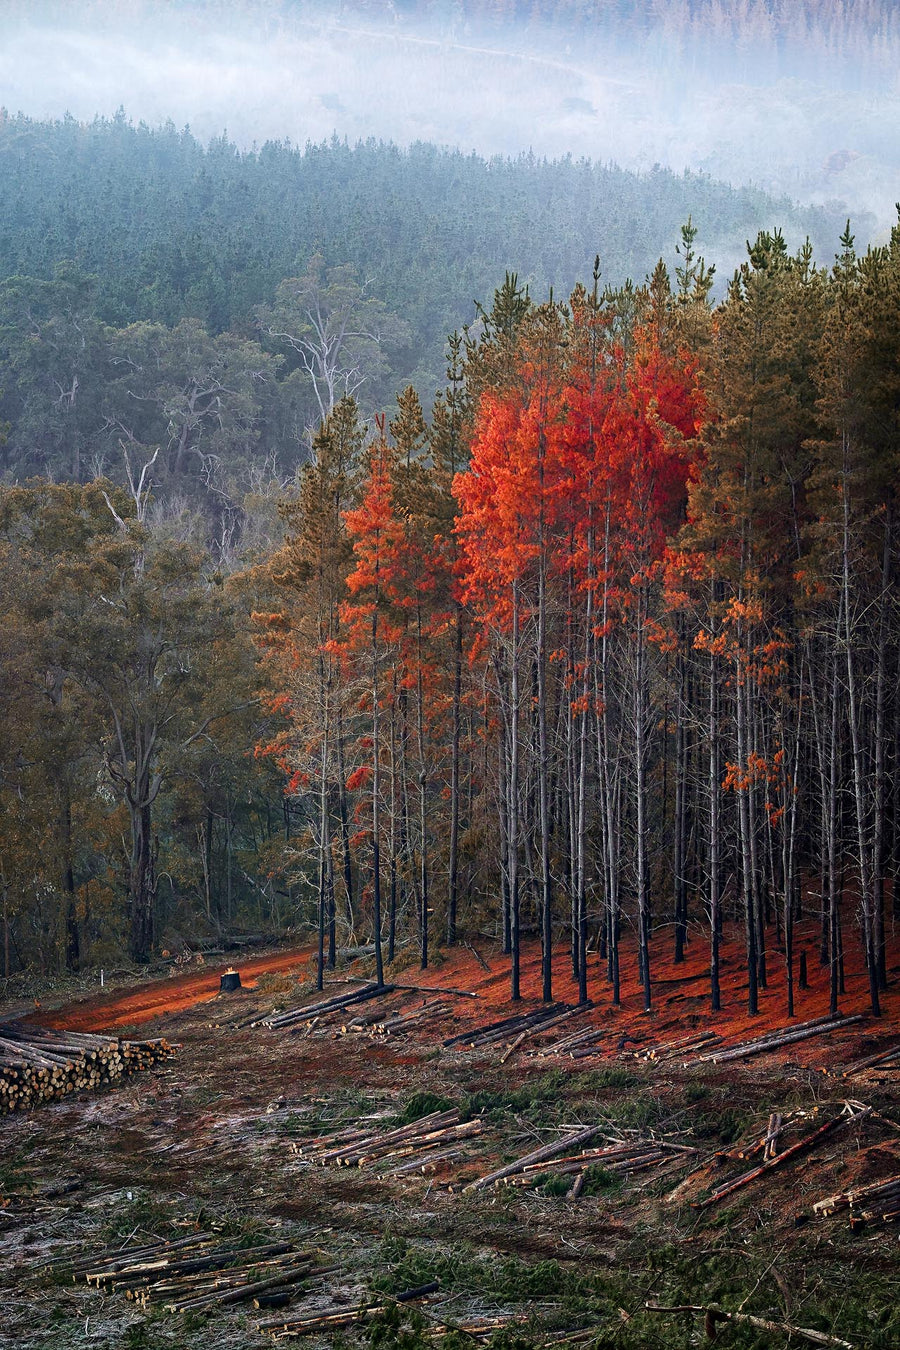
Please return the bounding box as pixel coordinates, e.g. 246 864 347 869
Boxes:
645 1301 853 1348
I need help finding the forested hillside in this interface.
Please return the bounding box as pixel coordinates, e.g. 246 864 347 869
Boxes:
2 170 897 1033
0 112 846 500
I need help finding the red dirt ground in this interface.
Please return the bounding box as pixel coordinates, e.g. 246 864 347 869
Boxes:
34 946 317 1031
34 919 900 1063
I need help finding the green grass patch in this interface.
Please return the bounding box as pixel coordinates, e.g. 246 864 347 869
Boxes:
393 1091 455 1125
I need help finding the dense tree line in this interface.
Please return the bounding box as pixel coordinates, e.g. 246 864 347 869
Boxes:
255 217 899 1016
1 208 897 1021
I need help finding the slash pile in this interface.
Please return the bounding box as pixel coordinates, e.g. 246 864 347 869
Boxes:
0 1022 176 1115
69 1233 329 1313
691 1100 872 1209
255 1282 441 1338
502 1137 699 1189
464 1124 696 1193
842 1041 900 1077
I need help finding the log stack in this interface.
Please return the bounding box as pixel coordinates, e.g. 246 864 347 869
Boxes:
295 1107 484 1175
0 1021 175 1115
66 1233 329 1312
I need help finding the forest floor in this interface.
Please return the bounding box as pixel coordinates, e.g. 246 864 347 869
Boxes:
2 921 900 1350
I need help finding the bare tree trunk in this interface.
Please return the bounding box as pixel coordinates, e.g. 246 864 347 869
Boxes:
371 610 385 989
416 633 429 970
842 449 880 1016
446 605 462 945
336 713 355 939
497 711 512 955
634 583 651 1012
61 794 80 972
709 641 721 1012
129 798 155 963
673 635 688 963
575 576 592 1005
537 552 553 1002
735 631 759 1016
2 877 9 979
872 508 892 989
509 587 521 1001
388 679 399 964
316 685 330 991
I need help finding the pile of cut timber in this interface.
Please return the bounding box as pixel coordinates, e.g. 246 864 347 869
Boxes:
260 983 396 1032
69 1233 330 1312
531 1024 605 1058
503 1135 698 1192
463 1123 605 1191
295 1107 484 1176
0 1022 175 1115
633 1030 723 1063
691 1014 865 1065
814 1171 900 1230
443 1002 589 1055
336 999 454 1040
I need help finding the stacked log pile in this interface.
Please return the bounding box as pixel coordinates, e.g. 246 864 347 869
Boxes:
632 1030 723 1063
68 1233 332 1313
814 1171 900 1231
295 1107 485 1176
0 1022 175 1115
531 1025 605 1059
337 999 454 1040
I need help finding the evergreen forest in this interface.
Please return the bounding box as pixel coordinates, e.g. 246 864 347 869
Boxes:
1 114 898 1029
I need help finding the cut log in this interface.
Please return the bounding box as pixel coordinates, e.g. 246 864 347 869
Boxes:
463 1124 600 1191
700 1015 865 1065
695 1104 872 1209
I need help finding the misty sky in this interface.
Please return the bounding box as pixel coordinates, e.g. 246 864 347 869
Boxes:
2 2 898 239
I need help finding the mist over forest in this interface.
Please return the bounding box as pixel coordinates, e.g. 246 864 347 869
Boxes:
1 0 898 238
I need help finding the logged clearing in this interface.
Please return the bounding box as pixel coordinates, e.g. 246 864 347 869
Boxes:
2 923 899 1350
